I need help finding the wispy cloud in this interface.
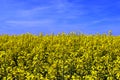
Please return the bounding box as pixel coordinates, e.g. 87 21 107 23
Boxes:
91 17 120 24
3 0 87 29
14 0 86 18
16 6 53 16
5 19 55 27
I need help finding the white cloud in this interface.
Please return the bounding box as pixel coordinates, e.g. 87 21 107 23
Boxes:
91 17 120 24
5 19 55 27
91 19 106 24
14 0 86 18
16 6 53 17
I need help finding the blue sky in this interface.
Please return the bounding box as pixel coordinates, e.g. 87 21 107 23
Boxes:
0 0 120 35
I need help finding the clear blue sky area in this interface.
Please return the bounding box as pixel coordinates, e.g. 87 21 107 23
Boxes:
0 0 120 35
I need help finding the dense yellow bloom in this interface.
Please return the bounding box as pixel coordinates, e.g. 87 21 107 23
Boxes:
0 33 120 79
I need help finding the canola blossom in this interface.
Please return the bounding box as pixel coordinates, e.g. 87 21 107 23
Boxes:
0 32 120 80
